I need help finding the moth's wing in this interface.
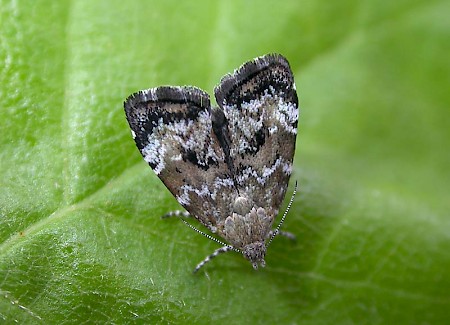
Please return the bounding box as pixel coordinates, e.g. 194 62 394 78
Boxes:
124 86 237 230
214 54 298 216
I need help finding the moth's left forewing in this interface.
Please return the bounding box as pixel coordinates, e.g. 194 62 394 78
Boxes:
124 86 237 230
214 54 299 215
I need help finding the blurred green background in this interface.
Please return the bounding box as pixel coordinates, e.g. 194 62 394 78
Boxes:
1 0 449 323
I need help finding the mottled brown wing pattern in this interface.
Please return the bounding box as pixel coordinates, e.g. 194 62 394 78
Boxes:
214 54 298 219
124 86 237 232
124 54 299 272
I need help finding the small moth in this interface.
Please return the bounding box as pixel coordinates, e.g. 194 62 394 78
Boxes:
124 53 299 272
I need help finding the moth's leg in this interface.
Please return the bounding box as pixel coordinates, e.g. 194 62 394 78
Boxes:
194 246 234 273
161 210 191 219
268 230 296 241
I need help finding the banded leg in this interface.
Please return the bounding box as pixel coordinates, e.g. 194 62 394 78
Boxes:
194 246 234 273
161 210 191 219
268 230 296 241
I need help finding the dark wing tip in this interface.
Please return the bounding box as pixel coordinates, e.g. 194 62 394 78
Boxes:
214 53 294 106
124 86 210 113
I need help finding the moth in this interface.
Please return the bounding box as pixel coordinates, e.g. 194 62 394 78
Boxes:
124 53 299 272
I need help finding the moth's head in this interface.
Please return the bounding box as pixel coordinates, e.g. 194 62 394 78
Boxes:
243 242 266 269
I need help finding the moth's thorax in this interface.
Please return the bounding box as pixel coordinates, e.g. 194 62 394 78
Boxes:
220 196 274 256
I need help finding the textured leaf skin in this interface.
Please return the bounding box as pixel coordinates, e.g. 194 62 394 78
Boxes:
0 0 449 324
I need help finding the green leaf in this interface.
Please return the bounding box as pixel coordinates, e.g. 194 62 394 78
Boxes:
1 0 449 323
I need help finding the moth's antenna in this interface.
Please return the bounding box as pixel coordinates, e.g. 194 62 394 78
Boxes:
267 180 298 247
180 218 241 253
